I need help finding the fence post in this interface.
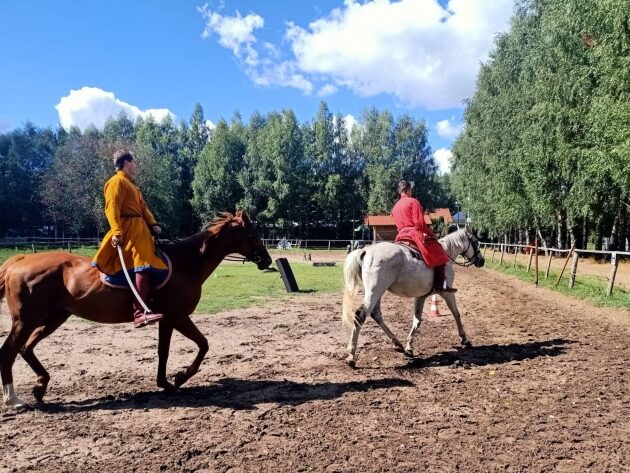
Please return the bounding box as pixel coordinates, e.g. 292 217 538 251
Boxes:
513 246 518 268
483 245 487 258
555 243 576 287
499 244 505 266
32 243 35 253
568 252 579 289
545 252 553 279
491 246 496 262
606 252 619 297
534 238 539 286
328 240 331 252
526 249 533 273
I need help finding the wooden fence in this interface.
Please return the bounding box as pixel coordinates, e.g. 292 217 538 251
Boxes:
480 242 630 297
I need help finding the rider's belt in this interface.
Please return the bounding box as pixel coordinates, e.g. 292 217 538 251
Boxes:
121 214 142 218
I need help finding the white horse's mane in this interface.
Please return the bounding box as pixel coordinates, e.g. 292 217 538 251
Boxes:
439 229 469 256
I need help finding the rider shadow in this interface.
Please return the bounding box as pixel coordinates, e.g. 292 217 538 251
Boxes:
401 338 573 370
36 377 413 413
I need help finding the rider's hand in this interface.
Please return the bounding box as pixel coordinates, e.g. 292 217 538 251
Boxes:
152 225 162 236
111 234 122 247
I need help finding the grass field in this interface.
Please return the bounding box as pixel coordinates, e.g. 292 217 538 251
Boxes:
484 259 630 311
0 247 344 315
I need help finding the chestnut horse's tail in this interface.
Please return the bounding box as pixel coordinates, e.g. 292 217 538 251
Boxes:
0 255 24 312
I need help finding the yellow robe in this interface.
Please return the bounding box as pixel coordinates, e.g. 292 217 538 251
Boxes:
92 171 167 276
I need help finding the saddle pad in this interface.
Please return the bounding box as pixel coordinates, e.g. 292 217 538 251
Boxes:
100 253 173 290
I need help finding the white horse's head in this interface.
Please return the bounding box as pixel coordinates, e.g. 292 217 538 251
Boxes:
440 229 485 267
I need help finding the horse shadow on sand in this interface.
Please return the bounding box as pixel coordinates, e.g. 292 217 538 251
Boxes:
34 377 413 413
401 338 573 370
31 338 571 413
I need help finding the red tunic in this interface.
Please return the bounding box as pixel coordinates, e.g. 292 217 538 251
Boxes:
391 195 449 267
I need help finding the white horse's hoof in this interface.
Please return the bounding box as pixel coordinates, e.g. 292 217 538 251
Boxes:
345 356 356 368
3 397 27 408
461 340 473 348
403 349 414 358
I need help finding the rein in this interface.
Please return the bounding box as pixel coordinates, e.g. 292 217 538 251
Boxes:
447 236 481 267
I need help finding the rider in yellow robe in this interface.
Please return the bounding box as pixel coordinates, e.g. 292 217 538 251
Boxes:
92 150 166 327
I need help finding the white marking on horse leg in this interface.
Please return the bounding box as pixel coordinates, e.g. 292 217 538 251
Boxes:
346 320 363 367
441 293 471 346
3 383 27 407
405 297 426 354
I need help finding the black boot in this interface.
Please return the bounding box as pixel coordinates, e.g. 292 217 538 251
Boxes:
434 265 457 293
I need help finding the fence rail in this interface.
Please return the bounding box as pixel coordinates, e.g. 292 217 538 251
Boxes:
479 241 628 297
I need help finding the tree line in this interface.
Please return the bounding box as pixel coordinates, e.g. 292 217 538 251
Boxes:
0 102 451 240
452 0 629 251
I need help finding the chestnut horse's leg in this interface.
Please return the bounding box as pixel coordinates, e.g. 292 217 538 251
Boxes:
156 320 176 392
20 309 70 402
171 315 209 388
1 321 37 407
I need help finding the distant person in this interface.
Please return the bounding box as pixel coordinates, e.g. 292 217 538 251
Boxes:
391 180 456 292
92 149 168 327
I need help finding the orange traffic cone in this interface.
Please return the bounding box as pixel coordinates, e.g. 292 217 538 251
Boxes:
427 294 442 317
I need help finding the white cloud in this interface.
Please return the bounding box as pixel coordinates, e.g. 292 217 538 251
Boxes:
200 0 512 108
317 83 338 97
433 148 452 174
198 5 264 66
55 87 175 130
436 117 463 139
286 0 513 109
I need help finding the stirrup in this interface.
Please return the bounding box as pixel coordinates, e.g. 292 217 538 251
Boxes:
134 311 164 328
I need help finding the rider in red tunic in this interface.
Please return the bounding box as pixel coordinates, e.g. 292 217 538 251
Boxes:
391 180 456 292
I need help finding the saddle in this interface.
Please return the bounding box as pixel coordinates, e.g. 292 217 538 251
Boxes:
99 252 173 290
396 240 423 261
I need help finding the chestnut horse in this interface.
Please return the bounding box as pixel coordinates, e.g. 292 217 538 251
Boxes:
0 211 272 406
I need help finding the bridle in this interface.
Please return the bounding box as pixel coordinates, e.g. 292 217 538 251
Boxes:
223 229 265 264
448 233 482 267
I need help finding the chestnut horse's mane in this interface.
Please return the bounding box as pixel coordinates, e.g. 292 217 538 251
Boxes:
163 212 240 253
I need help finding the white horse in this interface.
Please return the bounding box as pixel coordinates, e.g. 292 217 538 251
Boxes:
342 229 485 367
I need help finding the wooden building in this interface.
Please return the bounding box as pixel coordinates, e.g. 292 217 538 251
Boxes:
365 208 453 241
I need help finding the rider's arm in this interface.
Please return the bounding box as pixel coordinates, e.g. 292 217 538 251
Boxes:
104 178 127 236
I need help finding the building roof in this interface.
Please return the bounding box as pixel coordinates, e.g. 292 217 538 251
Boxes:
365 208 453 227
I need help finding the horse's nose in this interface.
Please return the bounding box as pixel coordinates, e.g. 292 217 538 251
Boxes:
477 257 485 268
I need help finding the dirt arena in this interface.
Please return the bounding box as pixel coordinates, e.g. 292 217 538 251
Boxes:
1 266 628 472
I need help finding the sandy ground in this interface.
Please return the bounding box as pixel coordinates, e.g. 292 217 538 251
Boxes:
0 266 629 472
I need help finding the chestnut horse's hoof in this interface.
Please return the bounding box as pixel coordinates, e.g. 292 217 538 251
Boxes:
461 340 473 348
157 379 177 393
32 385 46 403
403 349 414 358
173 372 188 388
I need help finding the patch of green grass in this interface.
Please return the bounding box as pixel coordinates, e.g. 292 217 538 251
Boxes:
196 262 344 314
484 259 630 311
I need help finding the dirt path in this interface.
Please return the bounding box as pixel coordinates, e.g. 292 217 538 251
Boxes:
1 267 628 472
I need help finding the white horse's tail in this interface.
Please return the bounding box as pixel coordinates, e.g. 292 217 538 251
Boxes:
342 248 365 328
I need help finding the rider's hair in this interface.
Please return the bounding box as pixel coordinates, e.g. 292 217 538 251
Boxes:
397 180 412 195
113 149 134 170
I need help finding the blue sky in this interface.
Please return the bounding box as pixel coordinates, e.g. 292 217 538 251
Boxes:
0 0 514 172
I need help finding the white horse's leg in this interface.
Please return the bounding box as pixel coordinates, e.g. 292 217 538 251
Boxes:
441 292 472 347
3 383 26 407
346 304 370 368
404 296 428 355
370 301 410 356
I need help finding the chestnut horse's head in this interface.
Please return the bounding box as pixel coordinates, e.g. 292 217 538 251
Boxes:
202 210 272 270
